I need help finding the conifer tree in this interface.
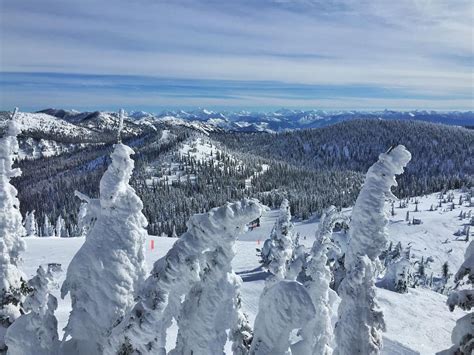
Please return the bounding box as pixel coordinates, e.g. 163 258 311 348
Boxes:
24 211 37 237
106 199 262 355
335 145 411 355
42 215 53 237
296 205 347 354
5 264 61 355
61 126 147 354
74 201 93 237
171 201 262 355
0 108 27 351
171 224 178 238
261 199 295 285
439 241 473 354
230 296 253 355
55 216 66 238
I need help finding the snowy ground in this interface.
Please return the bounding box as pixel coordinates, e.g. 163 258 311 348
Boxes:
20 190 471 354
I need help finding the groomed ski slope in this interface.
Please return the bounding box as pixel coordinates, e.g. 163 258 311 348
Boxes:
20 190 470 354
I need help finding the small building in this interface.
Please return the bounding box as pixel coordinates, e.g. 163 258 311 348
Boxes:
412 218 422 225
248 217 261 231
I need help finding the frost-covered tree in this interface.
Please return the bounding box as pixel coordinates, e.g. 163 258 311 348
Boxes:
5 264 61 355
0 109 27 351
60 142 148 355
334 145 411 355
55 216 66 238
378 255 411 294
171 200 262 355
295 235 336 355
439 241 473 354
314 205 349 292
24 211 37 237
171 224 178 238
42 215 53 237
261 199 295 285
106 199 262 355
249 281 315 355
74 200 95 238
296 206 346 354
230 295 253 355
286 243 306 282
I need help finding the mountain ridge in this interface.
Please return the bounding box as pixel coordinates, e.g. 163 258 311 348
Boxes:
34 107 473 133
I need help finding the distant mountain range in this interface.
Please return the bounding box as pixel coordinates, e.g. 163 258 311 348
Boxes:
38 108 473 133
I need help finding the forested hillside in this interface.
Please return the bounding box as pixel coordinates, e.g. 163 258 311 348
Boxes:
214 119 473 196
10 116 473 238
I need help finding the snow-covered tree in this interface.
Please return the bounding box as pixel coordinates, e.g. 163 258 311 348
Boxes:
439 241 473 354
286 243 306 282
42 215 53 237
0 109 27 351
106 199 262 355
261 199 295 285
334 145 411 355
60 142 148 354
249 281 315 355
378 255 411 293
296 206 346 354
5 263 61 355
230 295 253 355
24 211 37 237
294 235 336 355
55 216 66 238
171 224 178 238
73 200 96 238
172 201 262 355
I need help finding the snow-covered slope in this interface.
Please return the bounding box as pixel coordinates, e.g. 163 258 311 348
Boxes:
0 110 150 160
18 190 472 354
39 109 144 136
17 138 95 160
0 112 105 159
0 112 92 138
145 135 248 187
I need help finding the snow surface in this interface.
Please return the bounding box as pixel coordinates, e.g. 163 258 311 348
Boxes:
0 113 90 138
18 138 95 160
17 190 471 354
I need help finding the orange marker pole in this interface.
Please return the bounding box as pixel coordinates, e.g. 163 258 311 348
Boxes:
151 240 155 250
257 239 260 245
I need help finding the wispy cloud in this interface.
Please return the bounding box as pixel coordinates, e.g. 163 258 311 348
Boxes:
1 0 472 110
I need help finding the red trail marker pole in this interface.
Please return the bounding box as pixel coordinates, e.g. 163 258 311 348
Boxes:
151 240 155 250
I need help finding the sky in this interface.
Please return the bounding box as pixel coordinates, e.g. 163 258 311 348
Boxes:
0 0 473 112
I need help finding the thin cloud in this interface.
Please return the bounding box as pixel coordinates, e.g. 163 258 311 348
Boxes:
0 0 472 110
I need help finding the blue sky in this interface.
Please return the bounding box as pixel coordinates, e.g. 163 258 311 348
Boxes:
0 0 472 112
